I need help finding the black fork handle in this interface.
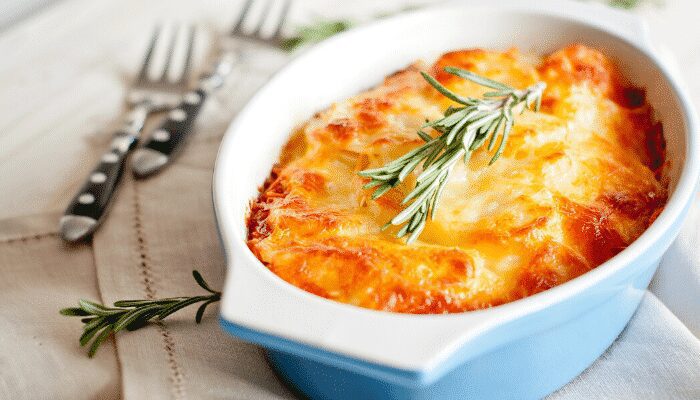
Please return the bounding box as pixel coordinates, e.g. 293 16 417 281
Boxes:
60 133 137 242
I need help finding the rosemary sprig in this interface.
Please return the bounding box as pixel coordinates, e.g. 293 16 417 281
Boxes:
359 67 546 243
60 270 220 357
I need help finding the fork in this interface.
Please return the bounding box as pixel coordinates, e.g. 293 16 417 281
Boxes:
130 0 292 178
60 25 196 242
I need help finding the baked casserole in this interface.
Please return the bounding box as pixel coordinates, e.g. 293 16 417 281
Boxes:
246 44 667 314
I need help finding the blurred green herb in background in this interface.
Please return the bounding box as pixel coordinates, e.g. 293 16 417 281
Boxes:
281 19 352 51
608 0 648 8
591 0 664 9
608 0 644 8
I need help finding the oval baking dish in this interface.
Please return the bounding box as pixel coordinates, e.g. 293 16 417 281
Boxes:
213 1 700 399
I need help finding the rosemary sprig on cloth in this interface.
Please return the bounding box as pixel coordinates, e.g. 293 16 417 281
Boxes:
60 270 220 357
359 68 546 243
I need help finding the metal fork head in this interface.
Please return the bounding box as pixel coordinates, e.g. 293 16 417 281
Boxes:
128 24 196 110
229 0 292 46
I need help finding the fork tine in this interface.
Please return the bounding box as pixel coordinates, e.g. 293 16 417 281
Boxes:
177 26 196 84
136 25 161 82
272 0 292 38
158 24 180 82
251 0 273 37
231 0 254 34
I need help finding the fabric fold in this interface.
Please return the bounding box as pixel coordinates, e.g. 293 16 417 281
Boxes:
0 213 120 400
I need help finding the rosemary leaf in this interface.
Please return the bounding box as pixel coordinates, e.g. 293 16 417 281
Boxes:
195 299 219 324
417 130 433 142
59 307 91 317
78 300 122 316
371 183 393 200
420 72 472 105
78 318 108 346
443 66 513 90
88 327 114 358
193 270 218 294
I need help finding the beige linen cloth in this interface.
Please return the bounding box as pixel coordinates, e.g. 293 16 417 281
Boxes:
0 0 698 399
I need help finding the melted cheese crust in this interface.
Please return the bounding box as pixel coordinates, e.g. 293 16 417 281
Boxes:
247 45 667 314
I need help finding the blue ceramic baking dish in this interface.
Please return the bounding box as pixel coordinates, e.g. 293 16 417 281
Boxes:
213 1 700 398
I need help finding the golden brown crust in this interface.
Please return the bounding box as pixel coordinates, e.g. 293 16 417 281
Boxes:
246 44 667 314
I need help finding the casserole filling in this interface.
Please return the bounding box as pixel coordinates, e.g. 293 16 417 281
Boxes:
247 44 667 314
